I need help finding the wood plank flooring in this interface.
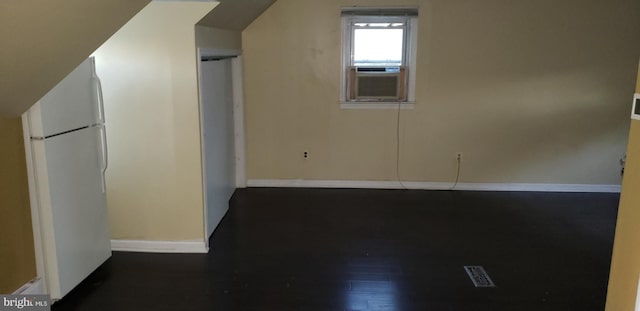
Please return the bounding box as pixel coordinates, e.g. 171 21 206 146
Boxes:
52 188 619 311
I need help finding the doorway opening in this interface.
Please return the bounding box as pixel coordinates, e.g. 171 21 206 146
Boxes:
197 48 246 248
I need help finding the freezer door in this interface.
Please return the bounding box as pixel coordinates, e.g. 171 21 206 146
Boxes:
32 126 111 299
38 58 101 136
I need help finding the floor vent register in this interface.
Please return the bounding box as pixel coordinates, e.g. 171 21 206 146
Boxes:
464 265 496 287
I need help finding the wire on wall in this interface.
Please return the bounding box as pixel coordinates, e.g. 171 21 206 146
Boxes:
448 156 461 190
396 101 408 190
395 102 462 191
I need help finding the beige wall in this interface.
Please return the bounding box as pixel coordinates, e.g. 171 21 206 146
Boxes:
93 1 216 241
0 0 150 117
242 0 640 185
606 62 640 311
195 25 241 51
0 117 35 293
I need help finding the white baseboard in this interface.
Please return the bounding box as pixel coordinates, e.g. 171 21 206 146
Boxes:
110 239 208 253
246 179 621 193
13 278 45 295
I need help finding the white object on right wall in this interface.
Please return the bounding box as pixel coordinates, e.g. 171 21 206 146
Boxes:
634 276 640 311
631 93 640 120
635 274 640 311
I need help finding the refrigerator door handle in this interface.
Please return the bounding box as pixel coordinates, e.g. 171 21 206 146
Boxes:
99 125 108 193
91 58 106 124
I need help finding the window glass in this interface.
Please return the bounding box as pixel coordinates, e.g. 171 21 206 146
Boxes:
353 28 404 66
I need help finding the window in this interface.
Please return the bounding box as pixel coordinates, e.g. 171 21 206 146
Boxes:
341 8 418 107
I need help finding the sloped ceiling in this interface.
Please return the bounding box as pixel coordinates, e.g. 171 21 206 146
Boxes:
0 0 274 117
0 0 151 117
197 0 275 30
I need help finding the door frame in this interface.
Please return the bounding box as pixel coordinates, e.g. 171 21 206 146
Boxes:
196 47 246 249
20 112 48 295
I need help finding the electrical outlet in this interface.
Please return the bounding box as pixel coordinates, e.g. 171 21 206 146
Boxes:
456 152 463 160
303 151 309 159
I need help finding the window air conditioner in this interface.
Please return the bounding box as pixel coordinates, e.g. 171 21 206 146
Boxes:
348 66 407 101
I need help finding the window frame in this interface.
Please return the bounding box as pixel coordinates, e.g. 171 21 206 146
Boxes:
340 9 418 109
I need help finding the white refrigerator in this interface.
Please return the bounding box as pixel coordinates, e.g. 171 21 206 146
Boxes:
23 57 112 300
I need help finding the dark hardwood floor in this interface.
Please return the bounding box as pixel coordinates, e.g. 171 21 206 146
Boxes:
52 188 619 311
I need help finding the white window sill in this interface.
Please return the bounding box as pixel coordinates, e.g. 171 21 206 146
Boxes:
339 101 415 110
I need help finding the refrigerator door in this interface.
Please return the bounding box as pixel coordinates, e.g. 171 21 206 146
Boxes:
31 126 111 299
37 58 101 137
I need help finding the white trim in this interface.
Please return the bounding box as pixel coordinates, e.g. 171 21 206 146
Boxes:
340 102 415 109
407 17 418 101
12 278 45 295
110 240 208 253
21 112 49 295
200 48 241 59
196 47 209 249
196 48 207 246
246 179 621 193
339 17 349 103
232 56 247 188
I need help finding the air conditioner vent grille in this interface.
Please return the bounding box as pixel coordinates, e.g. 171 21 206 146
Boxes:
358 75 398 98
348 66 407 101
